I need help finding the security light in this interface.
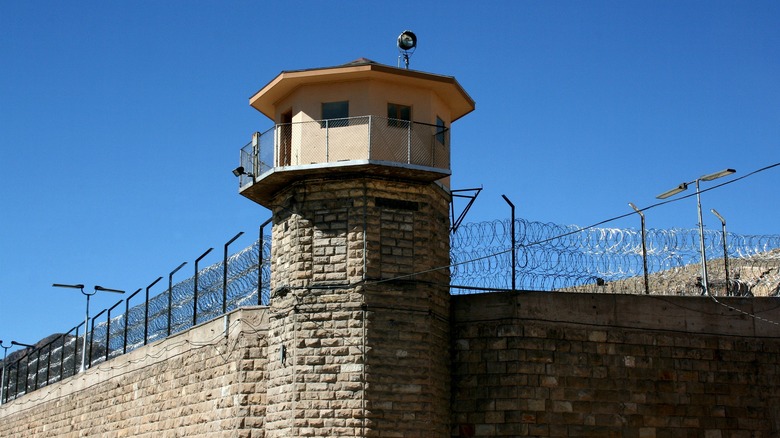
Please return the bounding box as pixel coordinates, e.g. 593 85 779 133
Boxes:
656 183 688 200
397 31 417 51
700 168 736 181
397 30 417 69
232 166 254 178
52 283 85 290
95 286 125 294
655 168 736 296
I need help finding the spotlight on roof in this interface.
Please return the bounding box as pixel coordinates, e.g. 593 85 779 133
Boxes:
397 30 417 51
397 30 417 69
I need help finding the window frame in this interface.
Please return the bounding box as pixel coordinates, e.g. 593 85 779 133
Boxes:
321 101 349 128
387 103 412 128
435 116 447 145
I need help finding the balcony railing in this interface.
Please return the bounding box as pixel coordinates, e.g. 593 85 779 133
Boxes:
238 115 450 187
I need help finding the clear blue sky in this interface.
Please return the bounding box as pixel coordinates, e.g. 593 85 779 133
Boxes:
2 2 779 347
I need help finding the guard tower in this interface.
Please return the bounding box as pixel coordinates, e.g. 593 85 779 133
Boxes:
238 58 474 437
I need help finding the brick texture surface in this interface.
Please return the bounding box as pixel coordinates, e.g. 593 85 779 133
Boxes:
451 292 780 437
0 308 269 438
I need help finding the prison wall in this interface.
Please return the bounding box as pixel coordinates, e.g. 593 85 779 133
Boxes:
2 293 780 437
0 307 269 438
451 292 780 437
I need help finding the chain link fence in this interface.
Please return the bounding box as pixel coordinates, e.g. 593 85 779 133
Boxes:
239 116 450 178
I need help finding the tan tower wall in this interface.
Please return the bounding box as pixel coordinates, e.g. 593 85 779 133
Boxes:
264 176 452 437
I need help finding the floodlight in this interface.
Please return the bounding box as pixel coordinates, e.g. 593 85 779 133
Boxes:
397 31 417 51
656 183 688 199
700 168 736 181
52 283 85 290
95 285 125 294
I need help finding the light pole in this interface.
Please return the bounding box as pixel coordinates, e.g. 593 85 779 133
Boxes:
52 284 125 372
711 209 730 296
656 168 735 296
629 203 649 295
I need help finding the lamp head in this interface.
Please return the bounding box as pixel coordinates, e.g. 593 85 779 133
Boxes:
397 30 417 51
95 285 125 294
52 283 85 290
701 168 736 181
656 183 688 199
232 166 245 177
711 208 726 225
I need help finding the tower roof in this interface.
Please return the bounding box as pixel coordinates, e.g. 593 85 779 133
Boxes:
249 59 475 121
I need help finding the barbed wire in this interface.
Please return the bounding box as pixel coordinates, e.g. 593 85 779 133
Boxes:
5 216 780 402
451 219 780 295
2 236 272 402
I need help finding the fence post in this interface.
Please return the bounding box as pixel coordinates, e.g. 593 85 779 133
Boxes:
73 324 81 376
259 217 273 306
105 299 123 362
502 195 517 291
88 309 107 369
33 350 40 390
223 232 245 314
60 324 79 382
167 262 187 336
144 277 163 346
123 289 142 354
193 248 214 327
45 343 52 387
14 360 21 399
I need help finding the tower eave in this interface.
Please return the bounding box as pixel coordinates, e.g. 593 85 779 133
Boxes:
249 62 475 122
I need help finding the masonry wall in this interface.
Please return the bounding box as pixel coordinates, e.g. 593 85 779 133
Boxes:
266 176 452 437
0 307 269 438
451 292 780 437
2 293 779 437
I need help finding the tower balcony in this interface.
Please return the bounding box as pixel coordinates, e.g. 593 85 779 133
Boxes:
236 115 451 207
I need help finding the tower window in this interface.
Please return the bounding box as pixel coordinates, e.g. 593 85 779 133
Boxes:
435 116 447 145
321 101 349 127
387 103 411 127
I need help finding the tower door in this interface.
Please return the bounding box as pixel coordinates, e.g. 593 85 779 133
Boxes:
279 110 292 166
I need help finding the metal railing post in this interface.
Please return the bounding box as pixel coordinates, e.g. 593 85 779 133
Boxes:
123 289 142 354
325 120 330 162
88 309 107 369
33 350 40 390
144 277 163 346
45 343 52 387
502 195 516 291
106 299 123 361
61 324 79 381
193 248 214 327
407 121 412 164
223 232 245 314
14 360 21 398
259 217 273 306
73 324 81 375
167 262 187 336
367 116 372 159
